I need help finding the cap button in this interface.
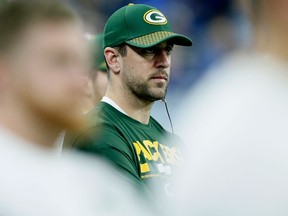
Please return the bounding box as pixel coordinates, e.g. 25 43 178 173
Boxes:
128 3 134 6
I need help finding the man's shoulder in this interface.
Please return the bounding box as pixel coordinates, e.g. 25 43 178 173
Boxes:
87 102 112 123
63 102 128 149
88 101 130 126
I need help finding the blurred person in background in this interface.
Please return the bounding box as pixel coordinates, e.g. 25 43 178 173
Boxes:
168 0 288 215
60 33 108 149
64 3 192 200
0 1 155 215
82 33 108 113
56 33 107 149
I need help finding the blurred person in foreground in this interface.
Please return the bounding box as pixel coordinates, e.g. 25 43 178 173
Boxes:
64 3 192 199
169 0 288 215
0 1 154 215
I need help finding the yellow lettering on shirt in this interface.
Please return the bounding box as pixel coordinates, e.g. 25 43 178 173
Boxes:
143 140 165 163
133 141 152 173
160 144 182 165
133 140 183 175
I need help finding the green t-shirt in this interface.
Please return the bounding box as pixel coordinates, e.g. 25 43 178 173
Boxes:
64 102 184 198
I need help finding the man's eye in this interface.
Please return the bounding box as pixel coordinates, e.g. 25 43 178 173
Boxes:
165 45 174 54
143 48 155 54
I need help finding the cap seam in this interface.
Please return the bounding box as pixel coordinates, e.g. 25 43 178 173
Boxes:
124 6 130 42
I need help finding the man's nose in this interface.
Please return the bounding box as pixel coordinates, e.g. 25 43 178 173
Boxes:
154 50 171 68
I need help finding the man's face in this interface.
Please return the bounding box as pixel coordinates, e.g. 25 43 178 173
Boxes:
7 21 88 129
120 42 172 102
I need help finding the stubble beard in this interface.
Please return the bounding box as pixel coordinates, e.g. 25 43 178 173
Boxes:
131 82 168 102
123 72 169 102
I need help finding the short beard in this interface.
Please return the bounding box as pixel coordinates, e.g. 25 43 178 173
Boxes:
134 83 167 101
123 75 168 102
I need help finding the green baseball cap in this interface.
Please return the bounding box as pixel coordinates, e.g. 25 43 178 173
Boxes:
103 3 192 49
92 34 107 72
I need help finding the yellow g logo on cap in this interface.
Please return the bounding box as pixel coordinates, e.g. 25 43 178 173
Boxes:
143 9 167 25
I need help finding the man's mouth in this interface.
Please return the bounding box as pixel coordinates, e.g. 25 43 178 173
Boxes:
151 75 168 80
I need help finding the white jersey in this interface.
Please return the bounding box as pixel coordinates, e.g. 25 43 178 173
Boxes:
171 52 288 215
0 126 154 216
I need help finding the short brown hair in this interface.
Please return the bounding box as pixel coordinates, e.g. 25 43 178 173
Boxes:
114 43 127 57
0 0 79 53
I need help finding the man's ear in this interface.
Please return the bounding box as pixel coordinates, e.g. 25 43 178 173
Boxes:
104 47 121 75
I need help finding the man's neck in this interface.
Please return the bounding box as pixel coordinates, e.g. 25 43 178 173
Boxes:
105 91 153 125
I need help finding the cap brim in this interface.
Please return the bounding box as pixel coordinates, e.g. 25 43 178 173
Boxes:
126 31 192 48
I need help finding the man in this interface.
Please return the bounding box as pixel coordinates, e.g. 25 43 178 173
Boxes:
169 0 288 215
0 1 153 215
64 3 192 198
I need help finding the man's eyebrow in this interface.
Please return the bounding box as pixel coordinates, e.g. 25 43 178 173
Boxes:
155 43 174 49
